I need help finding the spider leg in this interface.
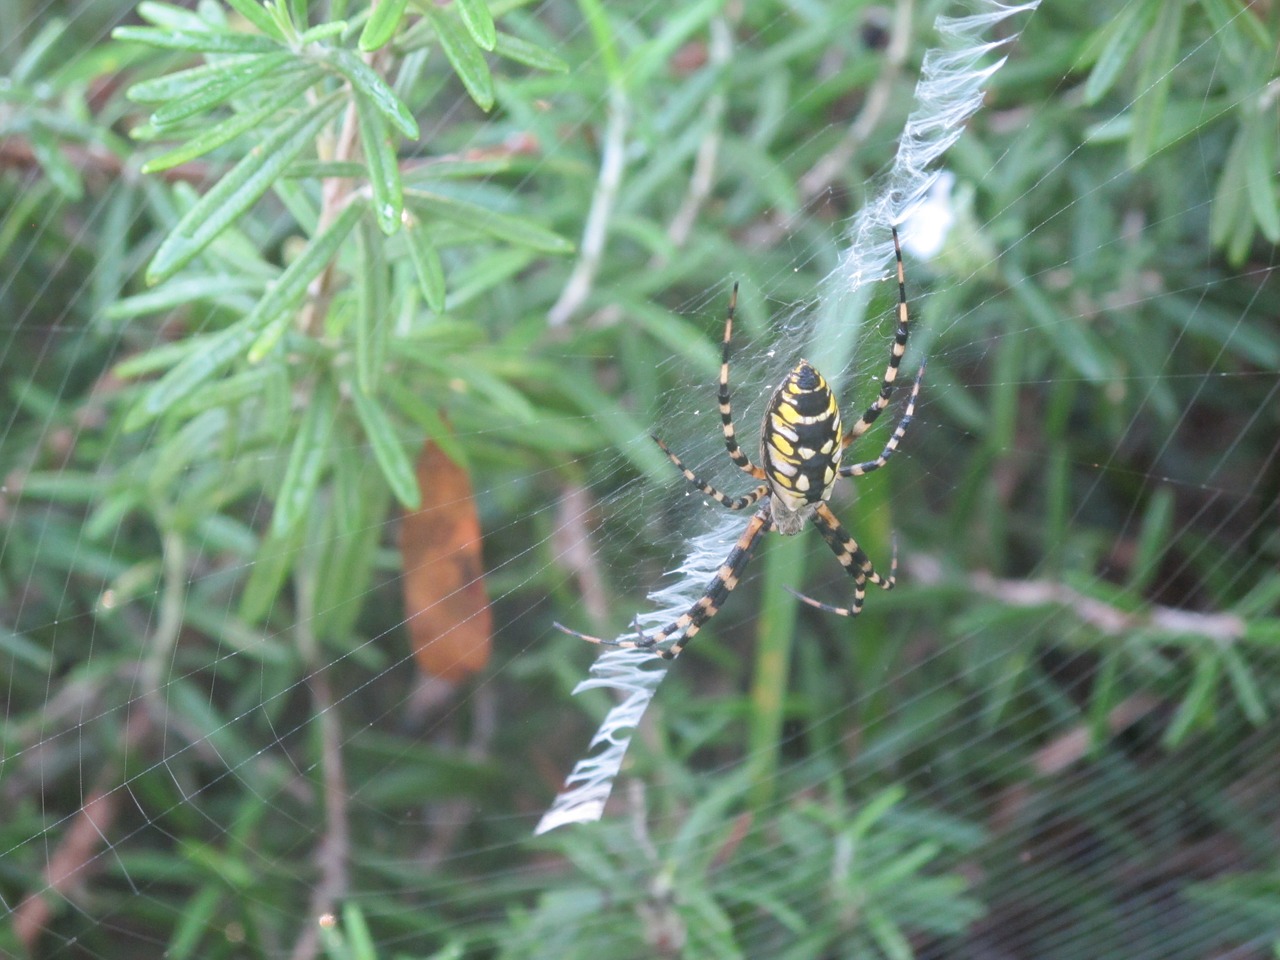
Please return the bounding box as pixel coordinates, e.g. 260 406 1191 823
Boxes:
661 509 772 659
841 227 911 449
789 503 897 617
554 508 773 659
719 282 768 479
839 362 924 478
651 434 767 510
553 613 651 649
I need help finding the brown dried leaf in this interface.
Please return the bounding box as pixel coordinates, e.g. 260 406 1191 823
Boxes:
400 439 492 682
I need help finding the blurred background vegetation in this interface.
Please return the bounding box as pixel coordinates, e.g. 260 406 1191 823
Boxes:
2 0 1279 957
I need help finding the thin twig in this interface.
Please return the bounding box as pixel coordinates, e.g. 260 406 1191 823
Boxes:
584 17 733 327
0 137 211 185
289 44 384 957
909 556 1246 832
1032 693 1162 776
298 92 365 338
548 85 630 326
11 711 152 952
289 572 350 960
991 692 1162 831
143 532 188 706
627 781 686 956
971 570 1246 643
657 17 733 260
552 483 610 625
908 553 1247 643
417 685 497 869
399 131 540 178
798 0 913 201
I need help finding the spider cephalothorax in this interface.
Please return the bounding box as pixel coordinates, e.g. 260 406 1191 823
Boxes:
557 228 924 660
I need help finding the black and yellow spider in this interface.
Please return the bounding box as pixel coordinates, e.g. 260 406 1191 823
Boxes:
557 228 924 660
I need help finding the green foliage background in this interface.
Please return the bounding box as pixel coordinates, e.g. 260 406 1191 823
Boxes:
1 0 1279 958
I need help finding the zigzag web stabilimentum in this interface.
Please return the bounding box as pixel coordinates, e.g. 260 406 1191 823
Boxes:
536 0 1044 835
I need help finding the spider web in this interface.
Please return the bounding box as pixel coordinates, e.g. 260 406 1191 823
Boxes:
3 0 1280 958
537 0 1042 836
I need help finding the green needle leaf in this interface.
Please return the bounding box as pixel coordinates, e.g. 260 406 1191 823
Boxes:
493 31 568 73
1082 0 1158 106
147 93 343 284
351 387 421 509
454 0 497 51
123 319 261 431
297 21 348 44
29 126 83 200
1127 0 1182 165
355 92 404 235
1164 651 1221 747
149 53 298 128
128 54 269 103
425 8 495 112
404 215 446 312
404 189 572 253
112 25 281 54
223 0 287 40
13 18 69 85
246 200 365 363
359 0 409 51
137 0 214 31
140 72 323 173
271 381 337 538
1245 110 1280 242
325 48 420 139
354 218 389 392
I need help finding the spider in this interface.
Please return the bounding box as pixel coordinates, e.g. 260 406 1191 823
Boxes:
556 227 924 660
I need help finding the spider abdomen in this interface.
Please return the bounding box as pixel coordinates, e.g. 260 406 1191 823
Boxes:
761 360 842 518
